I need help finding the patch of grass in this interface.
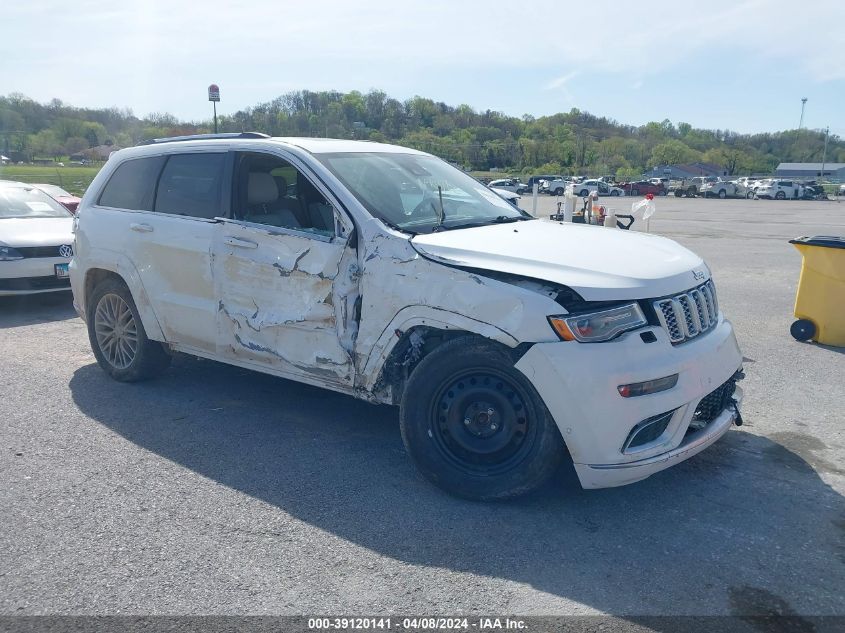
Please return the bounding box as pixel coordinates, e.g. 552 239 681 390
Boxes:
0 165 102 196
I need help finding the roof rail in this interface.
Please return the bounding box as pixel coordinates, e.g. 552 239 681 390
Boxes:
138 132 270 146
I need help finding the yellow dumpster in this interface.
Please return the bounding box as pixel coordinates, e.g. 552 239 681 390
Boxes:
789 236 845 346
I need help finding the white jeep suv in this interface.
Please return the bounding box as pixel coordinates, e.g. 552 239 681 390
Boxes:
71 133 744 499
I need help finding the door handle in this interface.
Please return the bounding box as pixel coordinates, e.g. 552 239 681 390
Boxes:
224 236 258 249
130 223 153 233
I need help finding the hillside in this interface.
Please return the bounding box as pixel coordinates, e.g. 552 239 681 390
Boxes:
1 90 841 179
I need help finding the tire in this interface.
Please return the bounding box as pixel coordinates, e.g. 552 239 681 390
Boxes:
775 191 786 200
399 336 566 500
610 190 620 196
790 319 816 342
718 189 727 199
658 190 667 196
579 189 589 198
674 190 683 197
746 191 755 199
687 187 697 197
554 188 564 196
631 189 639 196
87 278 171 382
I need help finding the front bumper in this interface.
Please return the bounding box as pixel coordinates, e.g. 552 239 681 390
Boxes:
515 318 743 489
0 257 72 296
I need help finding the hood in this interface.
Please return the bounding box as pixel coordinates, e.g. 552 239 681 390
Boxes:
411 220 707 301
0 217 74 247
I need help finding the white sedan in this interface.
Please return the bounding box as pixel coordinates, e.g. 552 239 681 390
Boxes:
0 181 75 295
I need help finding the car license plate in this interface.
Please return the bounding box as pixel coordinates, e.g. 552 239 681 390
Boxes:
55 263 70 278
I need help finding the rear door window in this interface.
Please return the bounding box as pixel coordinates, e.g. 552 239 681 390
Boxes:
98 156 166 210
154 153 226 219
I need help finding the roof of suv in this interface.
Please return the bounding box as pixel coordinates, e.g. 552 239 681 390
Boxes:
136 133 425 156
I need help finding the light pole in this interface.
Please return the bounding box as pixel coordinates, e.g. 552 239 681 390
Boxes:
798 97 807 130
821 126 829 181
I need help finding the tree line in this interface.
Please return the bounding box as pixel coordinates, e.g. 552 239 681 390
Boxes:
1 90 841 179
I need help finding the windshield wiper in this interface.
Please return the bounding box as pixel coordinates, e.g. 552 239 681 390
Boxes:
432 215 533 232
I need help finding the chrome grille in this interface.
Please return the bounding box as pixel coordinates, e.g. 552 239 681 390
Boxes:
654 280 719 344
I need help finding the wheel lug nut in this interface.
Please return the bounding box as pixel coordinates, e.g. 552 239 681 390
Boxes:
463 418 471 425
490 423 498 430
487 408 494 416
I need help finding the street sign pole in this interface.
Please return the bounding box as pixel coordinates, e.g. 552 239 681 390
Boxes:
208 84 220 134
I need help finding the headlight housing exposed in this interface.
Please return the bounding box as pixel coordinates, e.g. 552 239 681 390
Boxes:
0 246 24 261
549 303 647 342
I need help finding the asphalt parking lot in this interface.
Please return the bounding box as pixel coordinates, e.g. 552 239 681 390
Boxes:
1 197 844 618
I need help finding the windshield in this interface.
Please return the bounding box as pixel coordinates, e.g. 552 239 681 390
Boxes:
0 186 72 219
315 152 529 234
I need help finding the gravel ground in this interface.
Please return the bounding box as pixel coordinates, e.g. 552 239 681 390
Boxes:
1 196 843 619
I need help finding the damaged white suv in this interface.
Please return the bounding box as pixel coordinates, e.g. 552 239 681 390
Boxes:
71 133 744 499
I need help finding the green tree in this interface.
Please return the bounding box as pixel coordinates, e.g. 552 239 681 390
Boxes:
650 140 700 167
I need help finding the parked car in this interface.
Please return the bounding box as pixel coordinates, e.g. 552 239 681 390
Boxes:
488 186 521 208
524 175 561 193
567 179 625 197
619 180 667 197
71 133 744 500
649 177 670 188
0 181 74 295
839 184 845 197
756 180 802 200
668 176 717 198
543 177 570 196
32 183 82 213
488 178 528 194
699 179 745 199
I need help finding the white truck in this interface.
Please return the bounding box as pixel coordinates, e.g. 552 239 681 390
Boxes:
70 133 744 500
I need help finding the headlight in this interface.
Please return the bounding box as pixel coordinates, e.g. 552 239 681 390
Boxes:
0 246 24 261
549 303 647 342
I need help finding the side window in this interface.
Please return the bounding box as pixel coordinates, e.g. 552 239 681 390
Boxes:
154 153 225 219
233 152 334 237
98 156 165 210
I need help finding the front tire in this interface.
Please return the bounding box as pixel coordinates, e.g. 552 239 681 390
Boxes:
610 190 620 196
399 337 566 500
579 189 589 197
87 279 171 382
775 191 786 200
554 187 564 196
718 189 727 199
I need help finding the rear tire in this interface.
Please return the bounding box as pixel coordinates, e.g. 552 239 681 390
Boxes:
87 279 171 382
579 189 589 197
631 188 639 196
554 188 564 196
399 337 566 500
610 190 620 196
718 189 727 199
790 319 816 342
746 191 755 199
775 191 786 200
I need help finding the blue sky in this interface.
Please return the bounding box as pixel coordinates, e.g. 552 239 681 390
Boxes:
4 0 843 137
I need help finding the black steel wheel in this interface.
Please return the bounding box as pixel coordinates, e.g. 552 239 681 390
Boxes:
790 319 816 342
400 336 566 500
430 369 535 476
